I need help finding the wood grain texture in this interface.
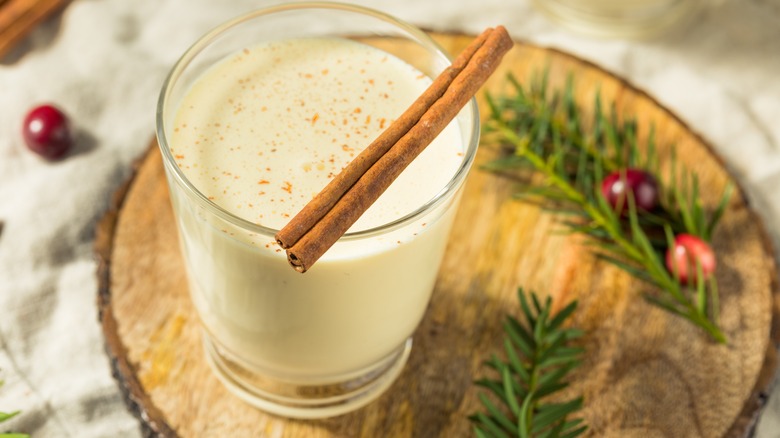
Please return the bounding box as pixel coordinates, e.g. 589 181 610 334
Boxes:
96 34 780 437
0 0 71 58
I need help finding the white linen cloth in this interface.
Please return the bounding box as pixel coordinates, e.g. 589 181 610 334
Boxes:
0 0 778 436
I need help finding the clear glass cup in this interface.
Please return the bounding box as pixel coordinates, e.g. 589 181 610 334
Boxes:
155 2 479 419
533 0 708 39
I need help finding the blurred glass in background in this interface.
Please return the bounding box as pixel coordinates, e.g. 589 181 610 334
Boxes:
533 0 711 38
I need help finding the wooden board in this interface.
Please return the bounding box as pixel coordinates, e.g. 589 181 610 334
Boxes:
95 33 780 437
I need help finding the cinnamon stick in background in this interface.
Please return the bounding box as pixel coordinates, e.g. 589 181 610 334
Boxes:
278 26 513 273
0 0 72 59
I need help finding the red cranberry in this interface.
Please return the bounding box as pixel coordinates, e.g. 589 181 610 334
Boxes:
665 234 716 285
601 168 659 212
22 104 72 160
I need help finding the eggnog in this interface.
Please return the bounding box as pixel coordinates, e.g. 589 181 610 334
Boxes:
159 8 477 418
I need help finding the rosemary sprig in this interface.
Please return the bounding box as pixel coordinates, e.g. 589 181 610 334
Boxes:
483 71 732 343
472 288 586 438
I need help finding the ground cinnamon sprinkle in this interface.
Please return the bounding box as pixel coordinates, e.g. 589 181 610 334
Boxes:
173 36 492 243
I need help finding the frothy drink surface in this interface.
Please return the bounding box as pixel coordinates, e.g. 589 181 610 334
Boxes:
171 37 463 232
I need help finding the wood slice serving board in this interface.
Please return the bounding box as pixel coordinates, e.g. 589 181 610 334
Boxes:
96 33 780 437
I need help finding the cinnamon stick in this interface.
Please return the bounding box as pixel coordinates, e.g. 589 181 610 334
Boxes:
275 27 495 250
280 26 513 272
0 0 72 59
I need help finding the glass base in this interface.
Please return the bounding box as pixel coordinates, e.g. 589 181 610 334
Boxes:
202 334 412 419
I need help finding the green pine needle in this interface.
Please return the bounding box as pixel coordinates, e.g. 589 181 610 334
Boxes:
0 381 28 438
0 411 19 423
483 70 731 343
472 289 586 438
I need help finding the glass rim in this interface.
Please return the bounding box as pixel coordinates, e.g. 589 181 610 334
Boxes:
155 1 480 241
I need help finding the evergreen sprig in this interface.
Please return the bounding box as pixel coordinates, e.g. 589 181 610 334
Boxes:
0 380 28 438
482 71 732 343
471 289 586 438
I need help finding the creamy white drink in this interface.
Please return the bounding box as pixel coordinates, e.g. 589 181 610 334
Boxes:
165 37 468 397
171 38 464 233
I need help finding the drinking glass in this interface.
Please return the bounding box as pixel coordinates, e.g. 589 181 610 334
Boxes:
533 0 708 38
155 2 479 419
